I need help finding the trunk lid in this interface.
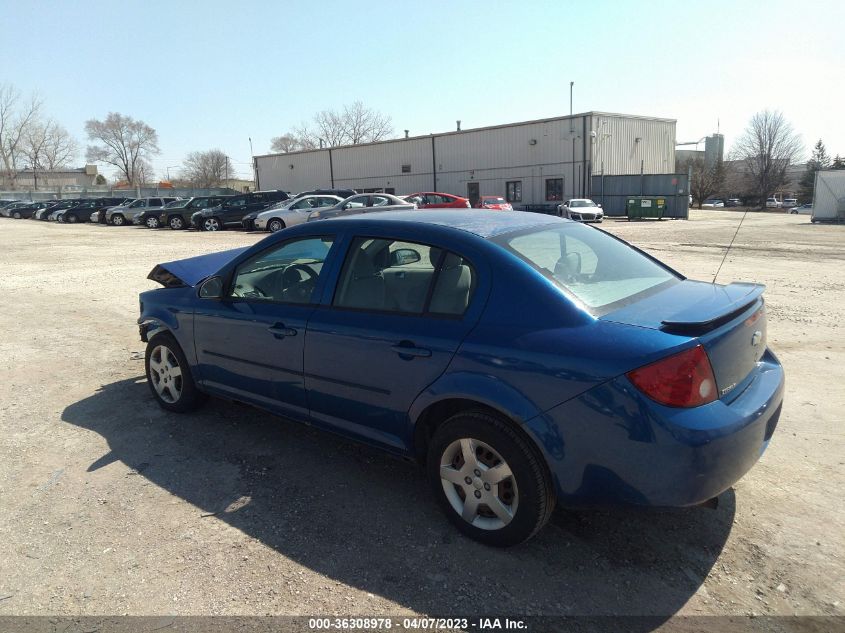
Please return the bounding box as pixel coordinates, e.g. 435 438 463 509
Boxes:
604 280 767 400
147 246 248 287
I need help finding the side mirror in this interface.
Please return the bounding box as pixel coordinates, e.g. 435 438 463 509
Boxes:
390 248 421 267
199 276 224 299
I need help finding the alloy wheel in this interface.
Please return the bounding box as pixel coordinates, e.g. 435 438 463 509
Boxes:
146 217 159 228
112 215 124 226
439 437 519 530
67 214 77 224
169 216 184 230
268 219 284 232
12 211 21 219
148 345 183 404
203 218 221 231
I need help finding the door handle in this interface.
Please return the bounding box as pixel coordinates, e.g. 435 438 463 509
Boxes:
391 342 431 358
268 323 297 338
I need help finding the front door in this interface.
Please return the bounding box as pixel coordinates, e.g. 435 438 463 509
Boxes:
193 236 337 420
304 236 480 451
467 182 480 207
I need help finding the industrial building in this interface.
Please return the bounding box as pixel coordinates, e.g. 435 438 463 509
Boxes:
254 112 677 209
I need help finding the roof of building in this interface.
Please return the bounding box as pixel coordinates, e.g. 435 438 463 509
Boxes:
254 111 677 159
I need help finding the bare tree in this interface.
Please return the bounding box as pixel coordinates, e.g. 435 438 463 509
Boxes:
270 134 300 153
180 149 235 187
730 110 803 208
274 102 394 151
0 83 42 188
23 120 78 173
85 112 160 186
678 156 726 208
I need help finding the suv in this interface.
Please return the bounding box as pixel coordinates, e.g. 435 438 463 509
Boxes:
783 198 798 210
107 198 177 226
159 196 232 230
191 190 289 231
765 197 782 208
58 198 128 224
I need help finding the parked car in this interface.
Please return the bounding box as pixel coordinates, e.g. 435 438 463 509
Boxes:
725 198 742 207
132 198 185 228
93 199 134 224
558 198 604 222
79 198 131 223
0 199 21 210
35 200 78 220
789 203 813 215
252 195 344 232
307 193 415 222
107 197 177 226
138 210 784 546
292 188 356 200
782 198 798 210
0 201 33 218
702 199 725 208
403 192 471 209
159 196 231 230
7 201 49 219
56 198 121 224
472 196 513 211
765 197 782 208
191 190 290 231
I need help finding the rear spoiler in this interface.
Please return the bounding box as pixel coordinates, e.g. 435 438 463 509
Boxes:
660 283 765 335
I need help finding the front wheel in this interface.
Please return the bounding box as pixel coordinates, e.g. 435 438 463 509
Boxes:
202 217 222 231
145 333 206 413
427 410 555 547
145 216 160 228
169 216 184 230
111 214 125 226
12 211 21 219
268 218 285 233
66 213 78 224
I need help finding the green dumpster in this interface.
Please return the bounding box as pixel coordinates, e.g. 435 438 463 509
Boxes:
627 197 666 220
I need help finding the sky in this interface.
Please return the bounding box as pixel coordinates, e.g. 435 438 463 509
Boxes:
2 0 843 181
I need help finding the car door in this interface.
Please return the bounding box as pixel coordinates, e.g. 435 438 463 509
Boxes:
304 234 482 451
193 235 339 420
220 197 248 224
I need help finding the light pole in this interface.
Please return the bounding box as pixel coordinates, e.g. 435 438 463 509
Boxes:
166 165 179 181
249 137 256 190
570 81 575 198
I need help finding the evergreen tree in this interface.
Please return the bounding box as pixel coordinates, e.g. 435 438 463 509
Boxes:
832 155 845 170
798 139 832 201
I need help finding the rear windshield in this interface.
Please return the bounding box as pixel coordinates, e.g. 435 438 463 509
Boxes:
494 223 679 314
483 197 507 204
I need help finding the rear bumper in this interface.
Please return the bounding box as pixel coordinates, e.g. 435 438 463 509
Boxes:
534 348 784 506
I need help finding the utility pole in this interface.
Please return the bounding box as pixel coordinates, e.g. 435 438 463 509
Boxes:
249 137 256 189
570 81 575 199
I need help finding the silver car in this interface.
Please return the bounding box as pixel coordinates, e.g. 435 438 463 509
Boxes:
254 195 343 232
557 198 604 222
106 197 172 226
307 193 416 222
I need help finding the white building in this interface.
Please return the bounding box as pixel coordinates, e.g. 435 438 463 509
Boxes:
254 112 676 207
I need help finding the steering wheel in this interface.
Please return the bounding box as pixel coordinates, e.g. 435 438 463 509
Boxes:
280 264 319 302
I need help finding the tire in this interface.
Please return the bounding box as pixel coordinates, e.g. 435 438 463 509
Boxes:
145 216 160 229
202 217 222 231
426 409 555 547
268 218 285 233
112 214 125 226
144 333 207 413
66 213 78 224
12 211 21 219
169 216 184 230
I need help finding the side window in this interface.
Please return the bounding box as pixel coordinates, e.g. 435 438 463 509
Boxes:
230 237 334 304
317 197 337 207
372 195 391 207
149 198 162 207
194 199 209 209
343 196 367 209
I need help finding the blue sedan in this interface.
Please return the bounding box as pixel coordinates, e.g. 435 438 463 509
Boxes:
138 210 784 546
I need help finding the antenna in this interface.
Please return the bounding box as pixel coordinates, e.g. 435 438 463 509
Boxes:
712 207 750 283
717 118 720 134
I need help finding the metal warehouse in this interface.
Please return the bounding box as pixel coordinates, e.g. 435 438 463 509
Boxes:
254 112 676 207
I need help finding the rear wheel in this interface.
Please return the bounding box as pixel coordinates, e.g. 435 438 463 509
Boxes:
169 215 184 230
112 214 125 226
427 410 555 547
145 216 160 228
66 213 78 224
268 218 285 233
145 333 206 413
202 217 222 231
12 211 21 219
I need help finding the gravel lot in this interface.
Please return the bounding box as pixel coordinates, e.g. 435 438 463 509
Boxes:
0 212 843 621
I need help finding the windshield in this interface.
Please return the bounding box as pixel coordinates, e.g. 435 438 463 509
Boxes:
569 200 597 208
494 223 679 314
165 199 190 208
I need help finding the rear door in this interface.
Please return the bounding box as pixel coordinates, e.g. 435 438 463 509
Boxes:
304 233 483 450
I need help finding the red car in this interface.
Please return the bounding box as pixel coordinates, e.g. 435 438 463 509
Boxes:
473 195 513 211
403 192 471 209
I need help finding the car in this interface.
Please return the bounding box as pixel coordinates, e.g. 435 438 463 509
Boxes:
782 198 798 210
138 209 784 547
789 203 813 215
158 196 232 230
106 197 177 226
403 192 471 209
90 198 133 224
251 195 344 232
472 196 513 211
557 198 604 222
765 198 782 208
307 193 416 222
725 199 742 207
191 190 290 231
702 199 725 208
34 200 79 220
56 198 118 224
131 198 180 227
7 201 49 219
292 188 357 200
0 201 33 218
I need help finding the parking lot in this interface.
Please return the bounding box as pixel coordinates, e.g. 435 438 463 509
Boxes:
0 211 843 620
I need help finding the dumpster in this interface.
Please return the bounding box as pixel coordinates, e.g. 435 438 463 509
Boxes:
627 197 666 220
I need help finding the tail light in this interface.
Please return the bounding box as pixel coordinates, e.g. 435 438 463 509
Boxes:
627 344 717 408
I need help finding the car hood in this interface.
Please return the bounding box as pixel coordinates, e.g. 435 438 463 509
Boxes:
147 247 249 287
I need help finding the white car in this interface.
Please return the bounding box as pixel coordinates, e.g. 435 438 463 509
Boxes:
702 199 725 208
783 198 798 209
254 195 344 232
557 198 604 222
765 198 782 208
